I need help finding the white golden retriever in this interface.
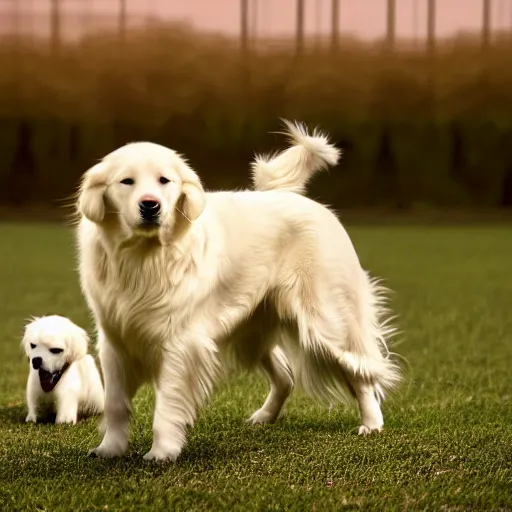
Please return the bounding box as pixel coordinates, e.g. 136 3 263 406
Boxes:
76 121 401 462
22 315 104 424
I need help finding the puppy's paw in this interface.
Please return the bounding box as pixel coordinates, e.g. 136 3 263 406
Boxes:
88 443 126 459
357 424 383 436
143 444 181 463
247 408 278 425
25 414 37 423
56 415 77 425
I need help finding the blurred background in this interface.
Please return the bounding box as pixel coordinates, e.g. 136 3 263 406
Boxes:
1 0 512 216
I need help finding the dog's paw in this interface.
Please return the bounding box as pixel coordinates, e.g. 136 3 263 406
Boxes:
357 425 383 436
247 408 278 425
25 414 37 423
56 416 77 425
143 445 181 463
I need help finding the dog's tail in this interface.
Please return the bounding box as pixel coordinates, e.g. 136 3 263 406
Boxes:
251 119 341 195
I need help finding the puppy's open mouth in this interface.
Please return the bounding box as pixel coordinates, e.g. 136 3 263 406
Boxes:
39 363 69 393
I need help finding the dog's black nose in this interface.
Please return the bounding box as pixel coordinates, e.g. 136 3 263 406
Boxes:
139 200 161 223
32 357 42 370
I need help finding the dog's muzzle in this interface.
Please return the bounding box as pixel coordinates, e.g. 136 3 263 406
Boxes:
32 357 43 370
139 198 161 225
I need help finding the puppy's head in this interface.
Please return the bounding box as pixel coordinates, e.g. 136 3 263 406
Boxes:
22 315 89 373
77 142 205 244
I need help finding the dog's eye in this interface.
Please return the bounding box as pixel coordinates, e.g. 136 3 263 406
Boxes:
159 177 171 185
30 343 36 349
120 178 135 186
49 348 64 354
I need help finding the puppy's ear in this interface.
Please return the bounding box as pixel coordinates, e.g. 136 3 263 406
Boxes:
68 326 89 362
177 160 206 222
20 317 38 358
78 162 110 223
20 330 31 359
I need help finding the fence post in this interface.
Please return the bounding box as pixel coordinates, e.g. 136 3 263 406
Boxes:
119 0 127 42
240 0 249 55
427 0 436 57
386 0 396 51
50 0 61 54
251 0 258 45
482 0 491 50
331 0 340 52
296 0 305 56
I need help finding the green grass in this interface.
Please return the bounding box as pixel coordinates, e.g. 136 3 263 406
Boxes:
0 222 511 511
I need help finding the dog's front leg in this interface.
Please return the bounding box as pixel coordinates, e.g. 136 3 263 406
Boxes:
143 333 220 463
25 372 39 423
89 333 139 458
55 394 79 425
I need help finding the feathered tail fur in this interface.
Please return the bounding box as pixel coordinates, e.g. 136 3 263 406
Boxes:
251 119 341 195
280 274 402 408
250 121 402 408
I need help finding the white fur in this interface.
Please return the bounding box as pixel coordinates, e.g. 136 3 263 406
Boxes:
76 120 401 462
22 315 105 424
251 119 341 194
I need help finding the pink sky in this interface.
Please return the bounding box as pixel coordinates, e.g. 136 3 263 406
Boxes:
3 0 512 42
138 0 512 41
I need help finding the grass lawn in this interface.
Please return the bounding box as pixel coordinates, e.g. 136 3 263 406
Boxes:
0 222 511 511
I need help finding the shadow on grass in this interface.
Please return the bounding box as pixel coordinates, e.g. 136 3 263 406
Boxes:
277 413 356 434
3 412 360 483
4 439 261 482
0 403 104 426
0 403 29 424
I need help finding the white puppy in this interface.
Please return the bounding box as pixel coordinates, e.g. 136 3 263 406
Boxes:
76 120 401 462
22 315 105 424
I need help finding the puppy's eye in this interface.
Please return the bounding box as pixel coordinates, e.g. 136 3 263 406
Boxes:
30 343 36 349
49 348 64 354
159 177 171 185
120 178 135 186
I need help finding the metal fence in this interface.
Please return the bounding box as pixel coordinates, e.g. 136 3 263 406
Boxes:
0 0 510 53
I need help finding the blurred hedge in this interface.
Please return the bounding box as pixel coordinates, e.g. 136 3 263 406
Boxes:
1 25 512 209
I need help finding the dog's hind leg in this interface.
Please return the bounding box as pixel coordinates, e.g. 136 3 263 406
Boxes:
276 280 396 435
247 344 294 425
346 375 383 435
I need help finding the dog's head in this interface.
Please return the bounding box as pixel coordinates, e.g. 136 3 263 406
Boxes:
77 142 205 244
21 315 89 375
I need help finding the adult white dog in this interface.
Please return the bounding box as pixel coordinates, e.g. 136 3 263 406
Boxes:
22 315 104 424
76 121 401 462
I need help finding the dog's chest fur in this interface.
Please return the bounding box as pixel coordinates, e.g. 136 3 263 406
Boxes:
84 238 211 362
80 223 283 372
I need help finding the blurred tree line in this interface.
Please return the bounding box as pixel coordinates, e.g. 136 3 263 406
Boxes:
1 27 512 211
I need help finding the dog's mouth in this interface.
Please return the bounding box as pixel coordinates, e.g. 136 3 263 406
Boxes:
140 218 161 228
135 222 161 237
38 363 70 393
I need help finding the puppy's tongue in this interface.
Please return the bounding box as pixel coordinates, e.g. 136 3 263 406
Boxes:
38 367 67 393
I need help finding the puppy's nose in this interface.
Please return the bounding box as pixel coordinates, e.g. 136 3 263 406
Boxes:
32 357 42 370
138 196 161 223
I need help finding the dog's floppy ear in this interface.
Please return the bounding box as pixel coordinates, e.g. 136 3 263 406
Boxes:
181 180 205 221
20 318 38 358
78 162 110 223
67 326 89 362
177 160 206 222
